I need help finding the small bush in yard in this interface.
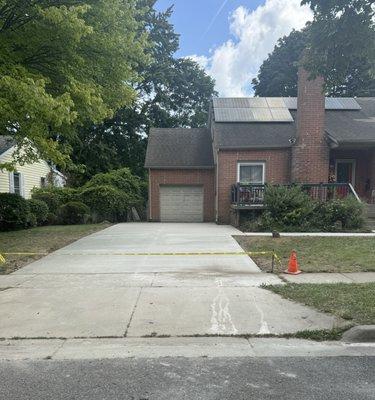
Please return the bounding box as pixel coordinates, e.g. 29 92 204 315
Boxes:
260 185 317 231
27 199 49 225
57 202 90 225
80 185 130 222
318 196 365 231
0 193 31 231
31 187 79 213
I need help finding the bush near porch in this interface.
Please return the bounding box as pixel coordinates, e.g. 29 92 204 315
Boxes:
235 236 375 273
240 185 365 233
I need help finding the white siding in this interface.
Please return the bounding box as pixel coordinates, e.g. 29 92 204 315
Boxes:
0 147 51 199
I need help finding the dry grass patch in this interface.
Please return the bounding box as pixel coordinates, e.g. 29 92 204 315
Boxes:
0 223 111 274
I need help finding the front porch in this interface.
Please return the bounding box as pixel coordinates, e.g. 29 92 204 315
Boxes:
231 182 359 209
231 147 375 209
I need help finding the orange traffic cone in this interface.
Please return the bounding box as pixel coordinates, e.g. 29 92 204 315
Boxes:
285 250 302 275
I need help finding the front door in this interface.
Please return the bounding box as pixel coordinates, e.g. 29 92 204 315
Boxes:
336 160 356 185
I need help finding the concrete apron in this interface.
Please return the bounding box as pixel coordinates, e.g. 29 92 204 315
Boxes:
0 223 342 340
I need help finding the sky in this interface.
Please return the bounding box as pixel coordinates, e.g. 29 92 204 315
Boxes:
155 0 313 96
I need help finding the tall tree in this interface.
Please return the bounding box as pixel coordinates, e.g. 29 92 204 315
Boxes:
301 0 375 89
0 0 148 169
70 1 216 183
252 26 375 97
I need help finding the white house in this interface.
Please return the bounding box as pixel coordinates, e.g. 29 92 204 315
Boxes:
0 136 66 199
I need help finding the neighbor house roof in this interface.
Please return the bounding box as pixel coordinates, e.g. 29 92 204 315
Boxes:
0 136 15 156
145 128 214 169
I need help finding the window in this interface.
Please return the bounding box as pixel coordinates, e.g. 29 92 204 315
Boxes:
13 172 21 195
41 177 46 188
238 162 265 184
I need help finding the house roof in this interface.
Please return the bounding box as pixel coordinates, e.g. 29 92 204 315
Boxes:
145 97 375 168
0 136 15 155
145 128 214 169
214 97 375 149
325 98 375 144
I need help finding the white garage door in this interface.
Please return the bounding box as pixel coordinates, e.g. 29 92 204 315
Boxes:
160 185 204 222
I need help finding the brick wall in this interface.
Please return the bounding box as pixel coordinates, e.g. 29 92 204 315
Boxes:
292 68 330 183
148 169 215 222
217 149 291 224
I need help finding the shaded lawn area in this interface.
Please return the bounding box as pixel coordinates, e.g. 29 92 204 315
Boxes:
0 223 111 274
267 283 375 325
234 236 375 273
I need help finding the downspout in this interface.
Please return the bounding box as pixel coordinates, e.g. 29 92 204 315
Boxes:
148 169 152 221
215 149 219 223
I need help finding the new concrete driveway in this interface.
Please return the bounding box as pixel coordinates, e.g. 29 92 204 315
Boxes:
0 223 341 339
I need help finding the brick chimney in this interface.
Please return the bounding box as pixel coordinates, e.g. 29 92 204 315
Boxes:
291 68 330 183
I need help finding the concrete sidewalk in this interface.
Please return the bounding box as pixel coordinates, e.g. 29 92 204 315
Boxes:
282 272 375 284
1 337 374 361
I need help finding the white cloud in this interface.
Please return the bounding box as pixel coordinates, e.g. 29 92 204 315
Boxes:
189 0 312 96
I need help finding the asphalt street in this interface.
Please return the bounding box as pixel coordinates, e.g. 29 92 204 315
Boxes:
1 356 374 400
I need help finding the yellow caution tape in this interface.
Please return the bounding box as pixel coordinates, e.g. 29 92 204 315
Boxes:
0 250 282 260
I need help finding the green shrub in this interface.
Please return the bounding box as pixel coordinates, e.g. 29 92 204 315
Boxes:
84 168 143 207
0 193 31 231
31 187 79 213
240 186 365 233
318 196 365 231
260 185 317 232
27 212 37 228
80 185 130 222
57 201 90 225
27 199 49 225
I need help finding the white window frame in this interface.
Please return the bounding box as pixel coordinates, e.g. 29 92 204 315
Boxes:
237 162 266 184
9 171 25 197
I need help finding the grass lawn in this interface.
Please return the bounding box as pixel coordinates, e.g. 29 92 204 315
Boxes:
0 223 111 274
234 236 375 273
267 283 375 325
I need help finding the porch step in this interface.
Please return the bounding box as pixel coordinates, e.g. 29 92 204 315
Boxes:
367 204 375 219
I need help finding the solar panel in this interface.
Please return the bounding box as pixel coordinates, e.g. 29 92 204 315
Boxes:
214 108 255 122
266 98 286 108
283 98 298 109
252 108 273 121
337 98 361 110
271 108 294 122
325 98 343 109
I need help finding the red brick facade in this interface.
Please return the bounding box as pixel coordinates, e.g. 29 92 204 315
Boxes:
217 149 291 224
148 169 215 222
292 69 330 183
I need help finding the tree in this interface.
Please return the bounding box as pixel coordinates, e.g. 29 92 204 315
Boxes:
70 1 216 184
0 0 149 169
252 26 375 97
301 0 375 89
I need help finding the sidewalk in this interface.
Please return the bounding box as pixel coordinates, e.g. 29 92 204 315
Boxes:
240 232 375 237
281 272 375 284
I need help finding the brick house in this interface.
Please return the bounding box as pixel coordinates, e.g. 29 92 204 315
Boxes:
145 70 375 224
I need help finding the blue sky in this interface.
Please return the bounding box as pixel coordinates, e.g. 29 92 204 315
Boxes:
155 0 264 58
155 1 312 96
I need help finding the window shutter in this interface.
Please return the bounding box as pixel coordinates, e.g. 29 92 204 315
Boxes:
8 172 14 193
19 173 25 197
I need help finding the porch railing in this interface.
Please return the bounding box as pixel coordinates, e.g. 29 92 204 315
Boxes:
231 183 360 207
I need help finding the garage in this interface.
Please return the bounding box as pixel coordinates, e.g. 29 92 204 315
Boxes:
160 185 204 222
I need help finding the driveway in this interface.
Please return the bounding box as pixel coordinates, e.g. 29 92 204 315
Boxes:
0 223 341 339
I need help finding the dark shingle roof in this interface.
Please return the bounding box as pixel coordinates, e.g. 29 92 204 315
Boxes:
325 98 375 144
145 128 214 168
0 136 15 155
213 98 375 149
213 122 295 149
